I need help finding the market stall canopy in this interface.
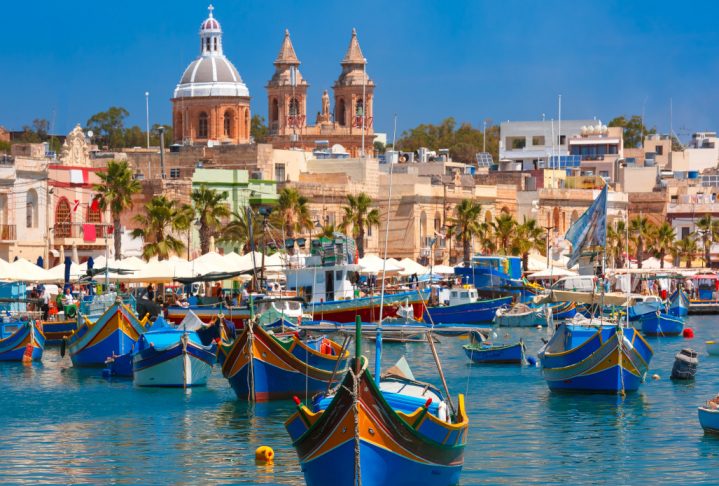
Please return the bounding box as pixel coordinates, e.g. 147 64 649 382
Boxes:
8 258 53 283
47 262 87 282
398 258 428 276
190 252 227 274
359 254 403 274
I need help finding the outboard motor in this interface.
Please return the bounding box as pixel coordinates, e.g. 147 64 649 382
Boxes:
671 348 699 380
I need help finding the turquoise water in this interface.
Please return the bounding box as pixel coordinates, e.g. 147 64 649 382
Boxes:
2 316 719 484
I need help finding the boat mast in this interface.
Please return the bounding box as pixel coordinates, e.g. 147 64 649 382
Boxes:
374 114 398 383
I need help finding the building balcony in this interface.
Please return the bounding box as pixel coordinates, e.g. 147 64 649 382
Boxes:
0 224 15 242
53 223 113 246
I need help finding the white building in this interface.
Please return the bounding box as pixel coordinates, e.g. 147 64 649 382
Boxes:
685 132 719 173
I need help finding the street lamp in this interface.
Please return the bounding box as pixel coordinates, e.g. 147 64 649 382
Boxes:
483 118 492 153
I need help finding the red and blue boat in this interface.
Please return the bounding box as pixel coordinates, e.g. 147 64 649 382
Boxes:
220 321 349 401
0 320 44 362
539 319 654 393
65 297 147 367
285 354 469 485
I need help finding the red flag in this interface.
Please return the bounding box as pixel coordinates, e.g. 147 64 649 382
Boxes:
90 197 100 211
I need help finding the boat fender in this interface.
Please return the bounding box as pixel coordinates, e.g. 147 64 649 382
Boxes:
320 338 333 355
526 356 537 367
684 328 694 339
255 446 274 464
60 337 66 358
652 374 660 380
438 401 448 422
622 336 634 351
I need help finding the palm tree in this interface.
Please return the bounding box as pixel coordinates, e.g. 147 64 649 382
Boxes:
219 210 266 253
191 184 231 254
695 215 714 267
606 219 627 269
131 196 192 260
272 188 313 251
629 216 653 269
449 199 482 266
477 221 496 255
653 222 676 269
676 236 698 268
511 217 545 271
341 193 380 258
319 222 337 238
492 213 517 255
93 160 141 259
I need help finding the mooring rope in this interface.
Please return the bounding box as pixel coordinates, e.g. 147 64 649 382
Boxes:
350 367 362 486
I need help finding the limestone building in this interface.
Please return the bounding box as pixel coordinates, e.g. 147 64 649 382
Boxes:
172 6 251 146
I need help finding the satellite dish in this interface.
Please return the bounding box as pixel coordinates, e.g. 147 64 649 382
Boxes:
87 130 94 138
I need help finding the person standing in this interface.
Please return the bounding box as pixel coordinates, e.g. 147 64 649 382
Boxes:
146 283 155 301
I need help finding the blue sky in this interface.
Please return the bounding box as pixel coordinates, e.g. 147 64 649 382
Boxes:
2 0 718 139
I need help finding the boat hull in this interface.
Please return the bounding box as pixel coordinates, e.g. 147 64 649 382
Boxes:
133 341 215 387
424 296 512 324
0 321 44 362
308 290 429 324
699 407 719 434
221 325 348 401
495 309 544 327
167 305 249 327
39 319 77 344
67 303 145 367
540 324 653 393
285 358 468 486
463 342 524 364
668 289 690 317
640 312 684 336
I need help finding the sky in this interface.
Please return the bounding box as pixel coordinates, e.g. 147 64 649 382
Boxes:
2 0 718 139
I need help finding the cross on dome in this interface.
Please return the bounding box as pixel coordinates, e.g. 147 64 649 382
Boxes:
208 4 214 17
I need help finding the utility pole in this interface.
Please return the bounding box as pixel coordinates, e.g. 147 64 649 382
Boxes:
145 92 150 149
542 225 555 268
158 126 166 179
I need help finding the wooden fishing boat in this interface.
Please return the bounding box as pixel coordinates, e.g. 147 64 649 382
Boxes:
640 311 684 336
463 331 525 364
64 297 147 367
0 320 44 362
706 340 719 356
39 318 78 345
220 320 349 401
539 318 654 393
699 396 719 433
546 300 578 320
668 288 689 318
285 354 468 486
494 303 545 327
423 287 512 325
133 316 217 387
627 295 664 321
167 304 249 327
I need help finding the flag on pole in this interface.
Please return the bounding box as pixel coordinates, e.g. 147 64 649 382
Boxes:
565 185 608 268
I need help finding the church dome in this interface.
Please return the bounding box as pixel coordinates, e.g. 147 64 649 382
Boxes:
173 5 250 99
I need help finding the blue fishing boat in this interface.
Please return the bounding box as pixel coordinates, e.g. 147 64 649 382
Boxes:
0 320 44 362
220 318 349 401
133 316 217 387
285 323 469 486
668 288 689 317
494 303 546 327
65 296 147 367
424 287 512 324
539 318 654 393
463 332 525 364
454 255 531 300
627 295 664 321
640 311 684 336
699 397 719 433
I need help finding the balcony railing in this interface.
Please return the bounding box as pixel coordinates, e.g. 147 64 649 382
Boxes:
53 223 113 241
0 224 15 241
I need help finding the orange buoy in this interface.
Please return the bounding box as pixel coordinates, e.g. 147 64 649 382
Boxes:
683 328 694 338
255 446 274 464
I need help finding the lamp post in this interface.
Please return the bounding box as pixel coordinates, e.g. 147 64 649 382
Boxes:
145 92 150 149
542 225 555 268
483 118 492 153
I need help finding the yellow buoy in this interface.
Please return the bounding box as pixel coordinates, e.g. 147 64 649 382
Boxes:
255 446 274 463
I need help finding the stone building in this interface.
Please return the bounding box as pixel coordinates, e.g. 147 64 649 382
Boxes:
172 6 251 145
266 29 375 157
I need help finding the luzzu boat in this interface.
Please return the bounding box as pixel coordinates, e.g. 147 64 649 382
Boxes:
640 311 684 336
424 286 512 325
668 288 690 317
0 320 44 361
133 316 217 387
220 320 349 401
698 396 719 434
539 317 654 393
39 318 78 345
285 354 469 486
494 302 546 327
65 296 147 367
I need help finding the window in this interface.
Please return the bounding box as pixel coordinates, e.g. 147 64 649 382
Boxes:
289 98 300 116
682 227 690 239
274 163 286 182
355 99 364 116
223 111 233 137
532 136 545 146
198 112 208 138
506 137 526 149
600 171 609 178
656 145 664 155
335 271 343 282
336 99 346 126
55 198 72 238
214 38 218 51
26 189 38 228
170 168 181 179
87 202 102 236
206 38 211 52
558 135 566 145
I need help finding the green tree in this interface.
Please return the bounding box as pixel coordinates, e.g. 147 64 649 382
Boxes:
511 218 545 271
149 124 173 147
608 115 657 149
131 196 192 260
86 107 129 149
271 187 313 252
449 199 483 266
220 210 267 253
652 222 676 269
341 193 380 258
93 160 141 258
191 184 231 254
629 216 653 268
373 140 386 155
695 215 715 267
0 140 10 154
607 219 628 269
251 115 269 143
320 222 338 238
492 213 517 255
676 236 698 268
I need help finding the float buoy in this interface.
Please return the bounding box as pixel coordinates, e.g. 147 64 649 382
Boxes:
255 446 274 464
526 356 537 367
652 374 660 380
683 328 695 339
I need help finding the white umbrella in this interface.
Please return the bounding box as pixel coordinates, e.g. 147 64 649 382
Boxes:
9 258 53 283
0 257 15 280
359 254 403 274
191 252 227 274
398 258 428 276
527 267 578 279
47 262 87 283
430 264 456 275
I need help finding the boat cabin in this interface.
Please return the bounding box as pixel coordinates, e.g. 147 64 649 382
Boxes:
438 286 478 306
551 276 596 292
454 255 525 297
692 274 719 301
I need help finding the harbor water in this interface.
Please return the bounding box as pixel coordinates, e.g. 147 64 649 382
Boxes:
2 315 719 484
